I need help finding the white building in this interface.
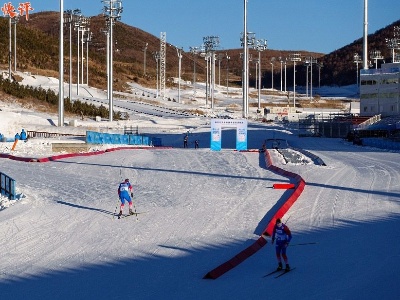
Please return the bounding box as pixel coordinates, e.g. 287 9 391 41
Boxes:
360 63 400 117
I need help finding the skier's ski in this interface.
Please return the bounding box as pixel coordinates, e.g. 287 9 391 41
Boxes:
262 269 283 278
274 267 296 278
117 211 148 219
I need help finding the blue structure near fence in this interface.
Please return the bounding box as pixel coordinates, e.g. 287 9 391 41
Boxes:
86 131 161 146
0 172 16 200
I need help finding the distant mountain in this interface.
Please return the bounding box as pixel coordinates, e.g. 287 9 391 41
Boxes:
0 12 398 93
318 19 400 87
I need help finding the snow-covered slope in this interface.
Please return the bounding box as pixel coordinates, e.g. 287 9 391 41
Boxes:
0 74 399 300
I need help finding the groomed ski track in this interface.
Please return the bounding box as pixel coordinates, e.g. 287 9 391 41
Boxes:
1 138 400 299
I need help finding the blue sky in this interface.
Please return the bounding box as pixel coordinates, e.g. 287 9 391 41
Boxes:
28 1 400 54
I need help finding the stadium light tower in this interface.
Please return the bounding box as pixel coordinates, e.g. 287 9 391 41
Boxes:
202 36 220 109
310 57 317 99
176 47 183 103
226 54 230 96
64 9 80 100
242 0 249 118
11 15 19 72
385 26 400 63
85 30 93 85
143 42 148 75
251 38 267 109
279 57 283 91
153 51 160 97
370 50 384 69
189 46 200 97
80 20 90 85
353 53 362 88
240 29 256 116
270 57 275 89
304 58 310 97
8 15 12 81
363 0 368 69
284 57 287 92
103 0 123 122
74 14 88 95
317 62 323 89
59 0 64 126
289 53 301 107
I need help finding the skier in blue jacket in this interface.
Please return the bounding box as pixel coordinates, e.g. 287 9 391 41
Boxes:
272 218 292 271
118 178 134 217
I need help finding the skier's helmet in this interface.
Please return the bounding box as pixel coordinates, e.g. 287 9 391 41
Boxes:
125 178 130 183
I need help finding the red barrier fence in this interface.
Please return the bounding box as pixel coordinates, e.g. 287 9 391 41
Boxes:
203 150 306 279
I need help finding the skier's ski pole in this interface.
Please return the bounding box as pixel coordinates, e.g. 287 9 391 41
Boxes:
289 242 318 246
113 199 120 219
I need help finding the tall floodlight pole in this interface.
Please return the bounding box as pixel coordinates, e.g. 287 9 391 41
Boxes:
143 42 148 75
69 11 76 98
386 27 400 63
226 54 230 96
12 16 19 72
153 51 160 97
8 16 12 81
290 53 301 108
217 53 224 86
160 32 166 100
284 58 287 92
363 0 368 69
370 50 384 69
279 57 283 91
353 53 362 92
203 36 220 109
75 17 80 95
242 0 249 118
304 58 310 98
211 52 216 108
64 10 74 100
305 57 316 99
86 30 92 85
101 22 111 105
317 62 323 88
310 58 316 99
103 0 123 122
270 57 275 89
59 0 64 126
81 27 85 84
74 14 83 95
251 38 267 109
176 47 182 103
189 46 199 97
202 51 209 106
109 16 114 120
79 19 90 85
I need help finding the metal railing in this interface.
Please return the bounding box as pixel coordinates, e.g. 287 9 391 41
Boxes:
27 131 85 138
0 172 16 200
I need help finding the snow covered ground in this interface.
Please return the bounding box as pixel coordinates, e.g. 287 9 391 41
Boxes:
0 72 399 300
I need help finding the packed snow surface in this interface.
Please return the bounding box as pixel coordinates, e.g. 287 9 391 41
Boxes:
0 72 399 300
